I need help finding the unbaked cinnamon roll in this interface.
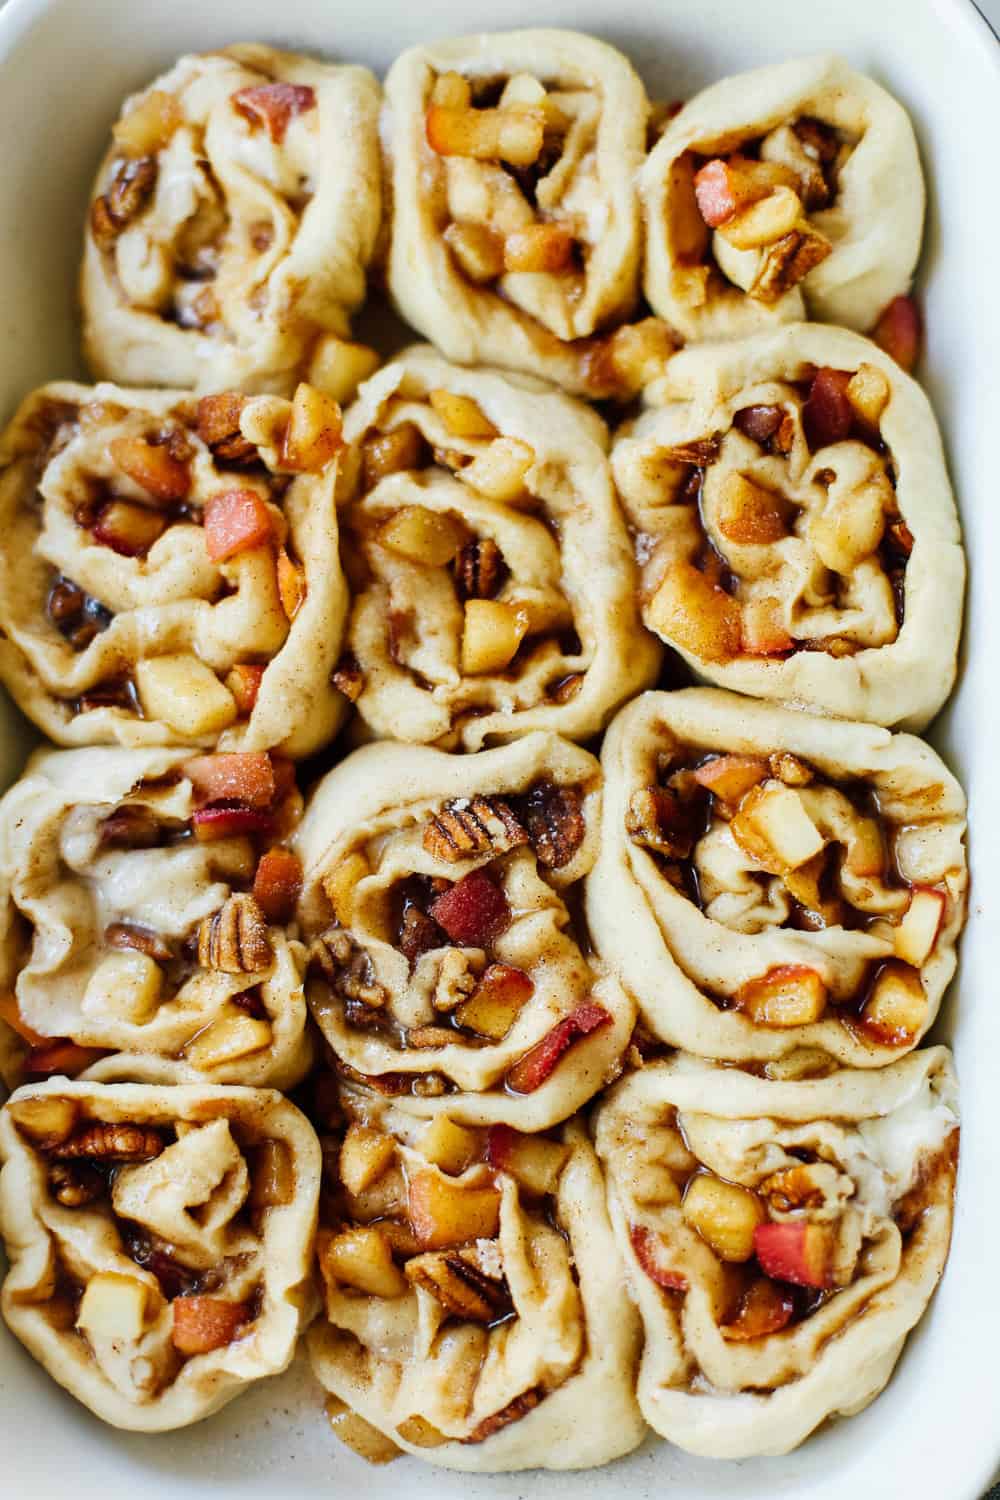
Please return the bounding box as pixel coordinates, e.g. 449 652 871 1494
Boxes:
334 346 660 747
594 1047 958 1456
612 325 963 729
0 747 312 1089
295 733 635 1128
0 380 348 753
642 54 923 341
0 1080 320 1429
383 31 674 397
82 45 382 398
587 689 966 1068
308 1077 644 1469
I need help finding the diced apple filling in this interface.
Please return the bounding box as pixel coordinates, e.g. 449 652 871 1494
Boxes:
692 754 768 805
171 1294 249 1354
428 389 498 440
893 887 945 967
486 1124 568 1195
731 783 825 873
682 1173 765 1262
419 1117 480 1175
378 507 466 566
647 563 742 663
735 965 827 1028
455 963 533 1040
407 1169 501 1249
77 1272 155 1343
859 961 926 1045
135 654 237 737
340 1122 396 1195
753 1221 833 1289
319 1225 407 1298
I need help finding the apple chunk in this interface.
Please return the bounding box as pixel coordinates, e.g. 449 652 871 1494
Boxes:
630 1225 688 1292
339 1122 396 1195
407 1169 501 1249
894 887 945 967
318 1226 407 1298
183 751 275 809
730 783 825 873
455 963 533 1040
859 961 926 1045
78 1272 154 1343
721 1277 795 1340
420 1117 480 1175
486 1125 568 1195
753 1221 833 1289
682 1174 765 1262
692 754 768 805
647 562 742 663
252 847 302 923
872 295 921 372
429 870 510 947
171 1295 249 1354
203 489 274 562
735 964 827 1028
505 1002 612 1094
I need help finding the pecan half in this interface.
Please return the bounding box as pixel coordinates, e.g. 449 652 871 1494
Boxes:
105 921 173 962
48 1161 104 1207
404 1248 511 1322
196 393 257 464
53 1123 164 1162
310 926 387 1010
399 903 445 963
454 538 507 601
661 437 720 467
423 796 528 864
760 1165 827 1212
462 1389 542 1445
515 782 586 869
625 786 697 858
198 894 273 975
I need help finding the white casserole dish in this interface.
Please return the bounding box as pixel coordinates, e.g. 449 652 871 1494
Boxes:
0 0 996 1494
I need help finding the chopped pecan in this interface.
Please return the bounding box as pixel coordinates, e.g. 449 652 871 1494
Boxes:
411 1074 448 1097
48 1161 104 1206
405 1247 511 1322
750 227 831 304
769 752 814 787
432 949 479 1011
760 1165 827 1211
198 894 273 975
423 796 528 864
625 786 697 858
515 782 586 869
398 900 446 963
310 926 388 1010
105 921 172 962
454 538 507 601
331 653 365 702
93 156 158 246
462 1389 542 1444
661 437 720 467
53 1123 164 1162
196 393 257 465
406 1025 458 1049
98 805 159 849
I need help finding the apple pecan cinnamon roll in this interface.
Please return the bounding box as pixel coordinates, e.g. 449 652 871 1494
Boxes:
587 689 966 1068
334 347 660 747
642 54 923 341
295 733 635 1128
0 1080 320 1430
0 747 312 1088
0 380 349 753
383 31 674 398
612 325 963 729
82 45 381 398
594 1047 958 1457
308 1077 644 1469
